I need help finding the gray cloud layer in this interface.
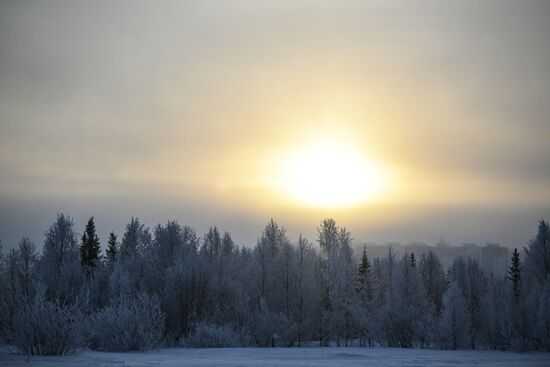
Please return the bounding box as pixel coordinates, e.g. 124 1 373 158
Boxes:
1 1 549 249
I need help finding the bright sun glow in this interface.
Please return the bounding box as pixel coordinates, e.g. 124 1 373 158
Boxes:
277 138 388 208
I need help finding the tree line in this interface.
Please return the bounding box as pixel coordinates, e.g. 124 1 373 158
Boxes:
0 215 549 354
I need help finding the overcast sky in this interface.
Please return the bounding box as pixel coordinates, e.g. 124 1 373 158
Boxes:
1 0 549 250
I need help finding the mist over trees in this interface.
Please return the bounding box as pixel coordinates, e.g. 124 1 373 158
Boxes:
0 215 549 355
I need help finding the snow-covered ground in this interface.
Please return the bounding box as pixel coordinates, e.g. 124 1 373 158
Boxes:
1 346 549 367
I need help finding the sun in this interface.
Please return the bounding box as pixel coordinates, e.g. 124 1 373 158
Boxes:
276 138 388 208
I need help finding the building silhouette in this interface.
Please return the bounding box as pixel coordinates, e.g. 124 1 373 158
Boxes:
362 240 509 277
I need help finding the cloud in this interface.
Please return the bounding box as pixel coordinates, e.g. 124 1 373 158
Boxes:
0 0 549 248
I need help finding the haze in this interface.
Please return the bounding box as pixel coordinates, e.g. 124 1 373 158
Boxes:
1 0 549 249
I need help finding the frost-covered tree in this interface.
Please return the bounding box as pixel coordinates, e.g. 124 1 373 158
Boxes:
40 213 82 302
3 214 550 352
220 231 237 287
4 238 37 302
375 246 402 347
201 226 222 266
185 322 240 348
1 248 20 339
0 238 38 341
441 280 468 349
317 219 357 346
419 250 446 316
444 257 489 349
199 227 240 326
381 252 429 348
247 299 293 347
524 219 550 285
520 219 550 350
464 258 488 349
534 281 550 351
17 238 37 299
119 217 151 259
485 274 510 350
317 218 339 345
222 231 235 256
201 226 224 292
161 248 207 340
42 214 78 274
154 220 187 268
89 292 164 351
10 285 82 355
254 219 288 306
294 235 318 346
108 261 131 299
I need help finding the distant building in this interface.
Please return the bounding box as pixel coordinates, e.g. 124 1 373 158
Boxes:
481 244 508 277
361 240 509 276
436 238 450 248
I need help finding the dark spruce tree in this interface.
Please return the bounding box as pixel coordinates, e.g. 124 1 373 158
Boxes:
106 231 118 265
357 245 373 304
410 252 416 268
524 219 550 285
358 246 371 280
356 245 374 347
508 248 521 302
80 216 101 271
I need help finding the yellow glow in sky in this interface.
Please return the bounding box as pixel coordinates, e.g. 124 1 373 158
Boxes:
1 1 549 247
275 136 388 208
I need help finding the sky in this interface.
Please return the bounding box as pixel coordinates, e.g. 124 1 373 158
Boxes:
1 0 549 250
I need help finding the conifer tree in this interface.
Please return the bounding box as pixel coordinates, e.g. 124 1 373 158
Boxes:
80 216 101 270
106 231 118 265
356 245 374 346
508 248 521 302
357 245 372 300
410 252 416 268
524 219 550 285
